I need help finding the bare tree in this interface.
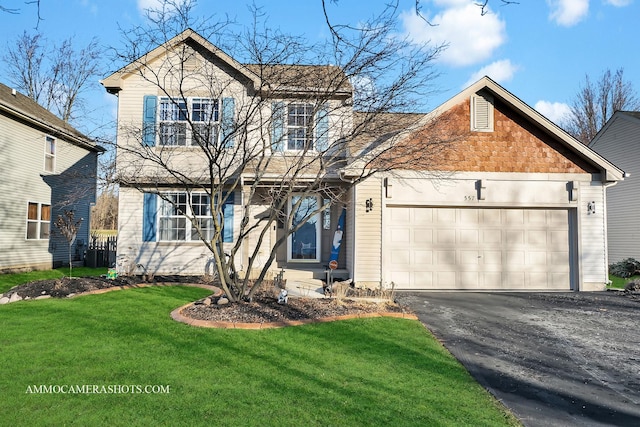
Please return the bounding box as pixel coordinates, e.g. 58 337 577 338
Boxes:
3 31 102 123
109 0 459 303
91 191 118 231
54 210 83 277
564 68 640 144
326 0 519 25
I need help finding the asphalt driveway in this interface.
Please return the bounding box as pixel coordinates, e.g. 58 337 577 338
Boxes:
396 291 640 427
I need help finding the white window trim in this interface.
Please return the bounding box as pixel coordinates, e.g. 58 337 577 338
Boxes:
158 192 214 242
26 202 51 240
44 135 55 173
285 103 317 152
158 97 220 147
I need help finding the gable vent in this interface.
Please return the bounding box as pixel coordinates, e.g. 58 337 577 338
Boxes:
471 93 494 132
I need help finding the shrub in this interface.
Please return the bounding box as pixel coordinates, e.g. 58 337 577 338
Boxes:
609 258 640 278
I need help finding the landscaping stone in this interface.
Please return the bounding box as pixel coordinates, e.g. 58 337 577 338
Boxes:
624 280 640 292
203 297 212 306
9 293 22 303
0 296 9 304
217 297 229 305
35 295 51 300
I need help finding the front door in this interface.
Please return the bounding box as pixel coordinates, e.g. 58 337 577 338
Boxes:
288 195 320 262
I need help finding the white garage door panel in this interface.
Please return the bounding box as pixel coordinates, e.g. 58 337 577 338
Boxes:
385 207 571 290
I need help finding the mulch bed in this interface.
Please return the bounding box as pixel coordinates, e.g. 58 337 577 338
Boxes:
183 289 407 324
2 276 411 324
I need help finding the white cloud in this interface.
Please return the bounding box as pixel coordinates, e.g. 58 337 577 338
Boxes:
137 0 160 13
463 59 519 88
547 0 589 26
137 0 187 15
401 3 506 67
604 0 632 6
534 100 572 124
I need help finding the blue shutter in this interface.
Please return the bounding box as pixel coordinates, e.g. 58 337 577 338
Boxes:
142 193 157 242
271 101 285 151
222 192 234 243
221 97 235 148
315 103 329 151
143 95 157 147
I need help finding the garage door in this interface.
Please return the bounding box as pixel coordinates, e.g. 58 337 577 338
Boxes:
384 207 572 290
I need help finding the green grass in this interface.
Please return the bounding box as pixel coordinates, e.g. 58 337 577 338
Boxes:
608 274 640 289
0 267 108 294
0 285 520 427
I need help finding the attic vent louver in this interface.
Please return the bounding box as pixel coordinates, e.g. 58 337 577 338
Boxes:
11 88 16 96
471 92 494 132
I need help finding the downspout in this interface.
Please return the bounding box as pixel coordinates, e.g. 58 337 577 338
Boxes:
602 176 623 288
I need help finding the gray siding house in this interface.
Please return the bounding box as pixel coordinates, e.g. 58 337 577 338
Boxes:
0 82 104 272
589 111 638 263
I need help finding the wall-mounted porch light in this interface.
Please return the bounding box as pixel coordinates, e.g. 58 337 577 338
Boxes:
365 198 374 212
587 201 596 215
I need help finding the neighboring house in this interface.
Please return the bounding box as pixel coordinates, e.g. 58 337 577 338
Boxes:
589 111 638 264
102 29 622 291
0 82 103 272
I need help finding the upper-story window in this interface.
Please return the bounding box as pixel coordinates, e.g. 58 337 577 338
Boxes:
271 101 329 152
44 136 55 172
287 104 314 151
158 97 219 146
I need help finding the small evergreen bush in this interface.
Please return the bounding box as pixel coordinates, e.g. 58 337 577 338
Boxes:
609 258 640 278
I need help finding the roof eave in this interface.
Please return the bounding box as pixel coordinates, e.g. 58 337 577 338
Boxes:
0 100 103 153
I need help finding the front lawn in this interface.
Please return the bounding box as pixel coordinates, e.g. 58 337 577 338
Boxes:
0 285 519 426
608 274 640 289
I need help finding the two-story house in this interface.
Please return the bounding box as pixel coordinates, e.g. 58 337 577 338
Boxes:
0 82 103 272
103 29 623 291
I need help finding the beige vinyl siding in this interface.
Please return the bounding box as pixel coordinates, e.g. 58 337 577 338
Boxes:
579 181 608 288
590 115 640 263
117 188 240 275
115 54 253 179
353 176 382 285
0 112 97 271
243 190 275 278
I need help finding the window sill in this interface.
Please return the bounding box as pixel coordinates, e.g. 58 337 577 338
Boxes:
155 241 208 246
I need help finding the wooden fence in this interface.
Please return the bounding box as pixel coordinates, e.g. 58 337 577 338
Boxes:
86 235 117 268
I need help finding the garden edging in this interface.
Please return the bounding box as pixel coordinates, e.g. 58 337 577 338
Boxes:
171 301 419 329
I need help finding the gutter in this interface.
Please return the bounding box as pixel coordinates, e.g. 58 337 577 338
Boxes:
0 100 104 153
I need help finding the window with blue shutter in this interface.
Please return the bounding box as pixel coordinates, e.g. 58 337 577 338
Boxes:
221 97 235 148
315 103 329 151
142 192 158 241
143 95 157 147
222 192 234 243
271 101 285 151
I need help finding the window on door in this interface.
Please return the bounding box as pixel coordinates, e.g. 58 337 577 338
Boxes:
289 195 320 261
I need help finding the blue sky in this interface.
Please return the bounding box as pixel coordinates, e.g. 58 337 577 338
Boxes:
0 0 638 137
